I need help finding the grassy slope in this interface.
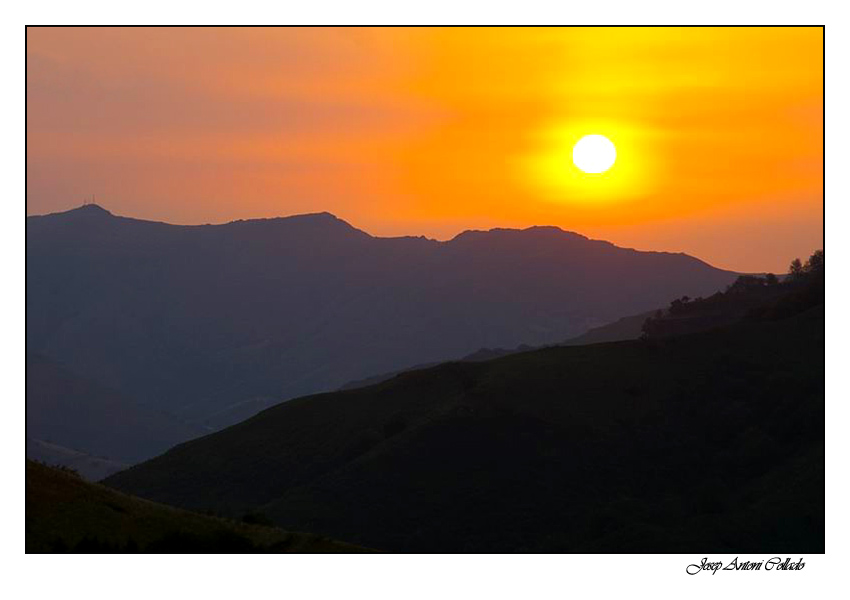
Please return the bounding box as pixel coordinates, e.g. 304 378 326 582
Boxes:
106 299 823 553
560 310 655 345
26 461 369 553
26 438 129 481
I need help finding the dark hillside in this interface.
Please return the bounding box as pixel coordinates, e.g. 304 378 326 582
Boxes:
641 253 823 339
107 287 823 553
26 438 128 481
561 310 655 345
26 461 368 553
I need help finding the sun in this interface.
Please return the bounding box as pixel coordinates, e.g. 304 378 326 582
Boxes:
521 121 650 206
572 134 617 174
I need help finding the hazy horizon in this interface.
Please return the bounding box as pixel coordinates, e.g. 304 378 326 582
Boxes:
26 27 822 273
27 200 818 275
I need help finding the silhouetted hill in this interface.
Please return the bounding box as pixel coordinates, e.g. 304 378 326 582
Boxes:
562 310 656 345
642 262 824 339
26 461 368 553
28 204 737 459
199 395 283 431
339 313 652 392
338 344 535 391
26 353 202 467
341 259 823 395
26 438 128 481
106 287 823 553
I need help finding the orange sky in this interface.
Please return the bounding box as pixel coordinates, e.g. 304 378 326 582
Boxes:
26 27 823 272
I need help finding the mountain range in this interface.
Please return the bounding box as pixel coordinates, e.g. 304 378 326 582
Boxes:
27 204 738 465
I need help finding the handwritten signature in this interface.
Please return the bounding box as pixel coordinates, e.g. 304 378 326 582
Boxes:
687 557 805 575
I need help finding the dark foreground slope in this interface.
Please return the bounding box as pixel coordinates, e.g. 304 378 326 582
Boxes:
26 438 128 481
107 291 824 553
26 461 368 553
561 309 656 345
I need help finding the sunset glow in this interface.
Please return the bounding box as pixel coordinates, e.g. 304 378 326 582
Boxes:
23 25 828 560
26 27 823 272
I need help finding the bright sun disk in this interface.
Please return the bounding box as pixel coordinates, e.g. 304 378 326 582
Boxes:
572 134 616 174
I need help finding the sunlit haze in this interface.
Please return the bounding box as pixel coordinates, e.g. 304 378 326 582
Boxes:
26 27 823 273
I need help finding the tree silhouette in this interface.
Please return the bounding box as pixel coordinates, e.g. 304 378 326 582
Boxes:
805 249 824 272
789 258 804 280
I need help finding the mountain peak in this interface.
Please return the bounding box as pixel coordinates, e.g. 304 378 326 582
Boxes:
225 211 369 237
287 211 348 225
450 225 588 244
70 203 112 216
30 203 114 220
26 203 115 225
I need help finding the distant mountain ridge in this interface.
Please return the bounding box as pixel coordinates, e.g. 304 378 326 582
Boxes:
27 204 738 458
26 353 201 466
